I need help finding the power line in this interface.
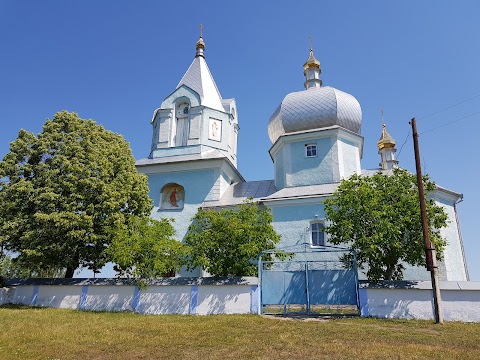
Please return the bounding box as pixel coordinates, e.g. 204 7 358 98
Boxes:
379 93 479 170
385 129 410 176
419 111 480 135
418 93 480 121
396 129 411 161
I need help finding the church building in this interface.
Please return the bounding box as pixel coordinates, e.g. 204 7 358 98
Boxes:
135 33 469 281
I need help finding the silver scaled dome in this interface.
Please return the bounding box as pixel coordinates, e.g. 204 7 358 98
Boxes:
268 86 362 144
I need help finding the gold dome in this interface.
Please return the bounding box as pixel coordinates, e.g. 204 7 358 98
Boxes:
303 48 320 71
196 35 205 50
377 123 396 150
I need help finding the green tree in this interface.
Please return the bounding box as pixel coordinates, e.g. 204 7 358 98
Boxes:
0 253 65 278
324 168 448 281
108 216 185 278
184 199 281 277
0 111 152 278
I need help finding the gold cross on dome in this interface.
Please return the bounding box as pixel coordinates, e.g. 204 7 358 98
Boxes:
200 24 203 38
309 35 312 51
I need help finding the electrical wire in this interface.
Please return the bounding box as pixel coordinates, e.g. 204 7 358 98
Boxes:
395 129 411 161
418 93 480 121
419 111 480 135
385 129 410 176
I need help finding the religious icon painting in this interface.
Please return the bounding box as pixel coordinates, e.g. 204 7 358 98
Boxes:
160 183 185 210
208 118 222 141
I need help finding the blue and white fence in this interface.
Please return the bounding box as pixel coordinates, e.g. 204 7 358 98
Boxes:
0 277 259 315
359 280 480 323
2 278 480 321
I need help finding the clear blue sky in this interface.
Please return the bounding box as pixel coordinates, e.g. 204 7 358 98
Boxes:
1 1 479 280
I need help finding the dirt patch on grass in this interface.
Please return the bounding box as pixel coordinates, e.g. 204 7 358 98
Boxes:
262 314 355 322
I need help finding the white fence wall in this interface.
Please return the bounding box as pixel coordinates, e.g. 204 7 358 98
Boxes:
0 278 259 315
3 278 480 321
359 281 480 322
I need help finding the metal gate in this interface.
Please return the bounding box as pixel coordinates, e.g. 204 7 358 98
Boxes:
259 245 359 315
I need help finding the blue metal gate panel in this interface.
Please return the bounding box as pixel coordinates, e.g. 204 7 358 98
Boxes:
261 271 306 305
308 270 357 305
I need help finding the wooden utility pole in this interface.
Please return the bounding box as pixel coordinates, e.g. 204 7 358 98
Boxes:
410 117 443 324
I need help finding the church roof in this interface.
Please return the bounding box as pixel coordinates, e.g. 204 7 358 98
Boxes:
175 55 224 112
202 181 339 208
202 180 277 208
136 149 226 166
202 171 462 209
261 183 338 202
267 86 362 144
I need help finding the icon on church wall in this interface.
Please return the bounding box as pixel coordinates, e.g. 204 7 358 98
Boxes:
160 183 185 210
209 118 221 142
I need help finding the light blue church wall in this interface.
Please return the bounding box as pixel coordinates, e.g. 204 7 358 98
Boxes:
145 164 238 241
200 107 231 152
267 196 462 281
339 138 360 179
145 166 236 277
274 149 285 189
399 263 432 281
269 201 327 249
274 137 335 188
147 169 216 243
268 200 349 270
432 193 468 281
151 145 202 158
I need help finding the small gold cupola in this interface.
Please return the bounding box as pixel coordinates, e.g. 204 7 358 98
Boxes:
377 111 399 170
377 122 396 150
303 36 322 89
195 24 205 58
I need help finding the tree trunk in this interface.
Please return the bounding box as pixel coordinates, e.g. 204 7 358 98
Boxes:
384 263 395 280
65 266 75 278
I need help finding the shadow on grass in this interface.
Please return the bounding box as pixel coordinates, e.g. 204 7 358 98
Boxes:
265 313 360 321
0 304 49 310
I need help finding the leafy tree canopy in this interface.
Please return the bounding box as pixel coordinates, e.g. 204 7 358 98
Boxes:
184 199 281 277
0 253 65 278
324 168 448 281
0 111 152 278
108 216 185 279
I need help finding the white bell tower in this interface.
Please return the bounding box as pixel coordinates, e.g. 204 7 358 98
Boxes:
148 27 239 167
377 115 398 170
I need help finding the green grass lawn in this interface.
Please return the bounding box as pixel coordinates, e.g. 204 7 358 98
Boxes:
1 305 479 360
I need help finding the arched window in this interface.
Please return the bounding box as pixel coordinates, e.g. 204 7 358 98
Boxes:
174 102 189 147
160 183 185 210
311 222 325 247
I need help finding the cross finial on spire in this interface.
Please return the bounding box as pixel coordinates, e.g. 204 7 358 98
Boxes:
196 24 205 57
303 35 321 89
381 108 385 127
